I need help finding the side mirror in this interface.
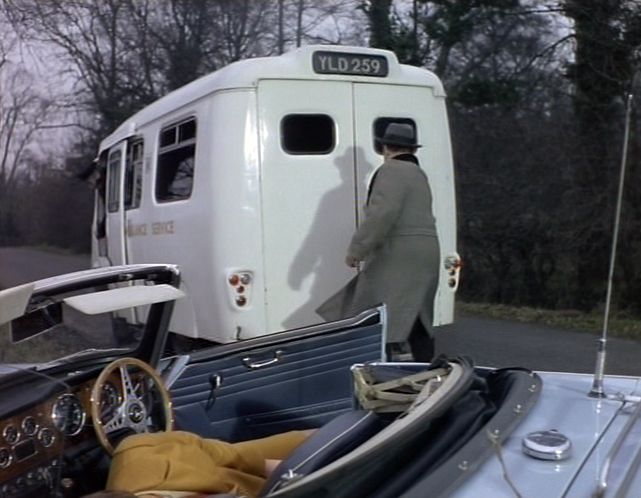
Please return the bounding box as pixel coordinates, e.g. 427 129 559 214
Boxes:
10 303 63 343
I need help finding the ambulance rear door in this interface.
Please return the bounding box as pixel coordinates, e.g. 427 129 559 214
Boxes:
257 79 359 332
352 83 457 325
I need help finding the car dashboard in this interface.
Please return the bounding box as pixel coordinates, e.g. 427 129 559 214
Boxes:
0 368 135 498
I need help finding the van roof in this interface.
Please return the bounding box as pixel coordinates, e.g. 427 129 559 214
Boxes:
100 45 446 150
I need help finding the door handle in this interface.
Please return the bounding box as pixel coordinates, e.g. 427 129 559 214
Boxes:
242 350 284 370
205 373 223 410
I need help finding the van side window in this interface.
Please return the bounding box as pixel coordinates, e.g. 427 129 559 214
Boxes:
107 149 122 213
373 118 417 154
96 152 108 256
125 139 144 210
156 118 197 202
281 114 335 154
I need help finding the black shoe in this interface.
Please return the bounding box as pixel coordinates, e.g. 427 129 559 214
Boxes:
386 342 413 361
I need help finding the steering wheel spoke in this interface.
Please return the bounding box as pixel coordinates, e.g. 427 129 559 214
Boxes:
103 410 126 434
119 364 138 400
90 357 174 454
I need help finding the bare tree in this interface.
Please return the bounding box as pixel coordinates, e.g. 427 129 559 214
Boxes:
3 0 144 136
362 0 394 49
273 0 365 51
0 67 56 197
2 0 285 133
0 56 62 244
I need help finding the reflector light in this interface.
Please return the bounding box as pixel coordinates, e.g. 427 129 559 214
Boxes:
444 256 462 270
227 270 253 309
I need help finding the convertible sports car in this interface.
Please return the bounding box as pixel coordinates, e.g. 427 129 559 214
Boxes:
0 265 639 497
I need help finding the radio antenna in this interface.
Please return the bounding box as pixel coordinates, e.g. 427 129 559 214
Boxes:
589 91 634 398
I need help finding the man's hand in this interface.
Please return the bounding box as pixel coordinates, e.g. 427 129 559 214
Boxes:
265 459 282 475
345 255 361 268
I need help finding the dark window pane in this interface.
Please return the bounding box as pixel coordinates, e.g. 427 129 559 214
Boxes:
125 140 143 210
160 128 176 147
156 144 195 202
281 114 335 155
107 150 121 213
373 118 417 154
157 118 197 203
179 120 196 142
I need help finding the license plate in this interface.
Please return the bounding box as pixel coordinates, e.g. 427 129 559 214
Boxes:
312 51 389 77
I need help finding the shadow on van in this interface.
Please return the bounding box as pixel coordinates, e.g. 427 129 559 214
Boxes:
283 146 374 329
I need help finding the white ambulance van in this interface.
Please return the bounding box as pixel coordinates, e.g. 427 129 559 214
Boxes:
91 45 460 343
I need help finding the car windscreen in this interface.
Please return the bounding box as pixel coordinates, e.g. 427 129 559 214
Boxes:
0 301 144 371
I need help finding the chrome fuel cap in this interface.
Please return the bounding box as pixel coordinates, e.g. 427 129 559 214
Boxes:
522 430 572 461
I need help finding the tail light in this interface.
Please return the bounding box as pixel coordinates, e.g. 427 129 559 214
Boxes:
227 270 253 309
444 255 462 290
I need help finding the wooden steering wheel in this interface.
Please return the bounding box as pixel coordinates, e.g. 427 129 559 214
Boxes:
90 357 174 454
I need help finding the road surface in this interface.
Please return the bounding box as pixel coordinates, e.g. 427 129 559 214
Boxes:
2 246 641 376
0 247 90 288
435 315 641 376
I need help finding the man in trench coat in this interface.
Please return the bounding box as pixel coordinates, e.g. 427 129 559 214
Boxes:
317 123 440 361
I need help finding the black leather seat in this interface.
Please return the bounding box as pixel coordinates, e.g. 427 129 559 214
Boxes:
259 410 385 496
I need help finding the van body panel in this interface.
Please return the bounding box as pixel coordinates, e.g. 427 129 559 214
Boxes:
257 79 359 332
204 90 266 341
120 92 268 342
124 102 204 338
99 46 445 152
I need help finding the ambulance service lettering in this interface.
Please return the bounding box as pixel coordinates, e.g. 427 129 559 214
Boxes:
152 220 175 235
126 220 175 236
312 51 388 77
126 223 147 237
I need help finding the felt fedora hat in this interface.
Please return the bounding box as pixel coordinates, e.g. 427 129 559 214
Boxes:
377 123 422 148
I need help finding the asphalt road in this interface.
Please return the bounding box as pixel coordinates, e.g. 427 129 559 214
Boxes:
2 246 641 376
0 247 91 288
435 316 641 376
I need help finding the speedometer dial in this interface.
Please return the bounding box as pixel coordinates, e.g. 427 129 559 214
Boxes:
51 394 86 436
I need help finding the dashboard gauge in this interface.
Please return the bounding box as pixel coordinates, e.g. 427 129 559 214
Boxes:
0 447 12 469
99 382 122 421
3 425 19 445
37 428 55 448
21 416 38 437
51 394 86 436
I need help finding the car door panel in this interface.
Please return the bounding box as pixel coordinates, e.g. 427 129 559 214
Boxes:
168 310 384 442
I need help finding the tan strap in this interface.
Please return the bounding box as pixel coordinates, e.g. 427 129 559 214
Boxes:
353 366 451 413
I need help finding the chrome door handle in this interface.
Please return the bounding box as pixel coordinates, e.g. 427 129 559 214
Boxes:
242 350 284 370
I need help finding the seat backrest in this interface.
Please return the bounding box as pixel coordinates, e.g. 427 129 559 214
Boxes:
259 410 385 496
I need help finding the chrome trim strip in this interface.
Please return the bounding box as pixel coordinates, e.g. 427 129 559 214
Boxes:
161 354 191 389
616 429 641 497
32 264 181 293
595 399 641 497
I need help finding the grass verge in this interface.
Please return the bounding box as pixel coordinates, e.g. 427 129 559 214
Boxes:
458 302 641 341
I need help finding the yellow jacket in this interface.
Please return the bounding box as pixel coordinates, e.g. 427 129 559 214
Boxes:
107 430 307 497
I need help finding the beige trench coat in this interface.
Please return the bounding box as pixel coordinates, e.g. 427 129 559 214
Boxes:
317 155 440 343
